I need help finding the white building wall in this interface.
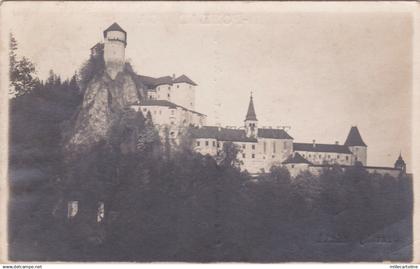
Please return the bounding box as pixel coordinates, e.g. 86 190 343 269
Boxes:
171 83 195 110
283 163 310 178
104 30 126 79
294 150 353 166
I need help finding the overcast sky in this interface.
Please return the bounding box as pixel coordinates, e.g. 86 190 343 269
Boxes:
2 2 414 169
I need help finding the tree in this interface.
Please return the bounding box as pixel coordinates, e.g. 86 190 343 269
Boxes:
9 34 38 97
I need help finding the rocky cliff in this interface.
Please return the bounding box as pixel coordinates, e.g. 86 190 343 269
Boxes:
64 68 145 156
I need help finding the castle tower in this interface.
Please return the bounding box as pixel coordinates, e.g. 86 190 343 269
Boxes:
394 153 406 174
244 93 258 138
103 22 127 79
344 126 367 166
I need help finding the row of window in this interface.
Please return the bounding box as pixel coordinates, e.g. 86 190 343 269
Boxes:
142 108 176 115
157 84 194 91
197 140 220 148
301 153 350 161
242 153 255 159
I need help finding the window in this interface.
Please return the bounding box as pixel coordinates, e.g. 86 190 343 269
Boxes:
177 85 180 88
168 86 170 90
205 141 209 146
197 141 200 146
217 142 220 148
242 153 246 158
212 141 216 147
252 144 255 150
168 93 170 98
171 110 175 115
263 141 267 154
242 144 246 149
291 164 295 168
67 201 78 219
337 154 340 159
143 108 147 112
273 141 276 153
302 154 305 157
97 202 104 223
252 154 255 159
309 154 311 157
346 156 349 161
327 155 330 158
319 155 322 158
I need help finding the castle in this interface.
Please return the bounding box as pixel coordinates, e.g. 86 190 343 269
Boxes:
94 22 406 177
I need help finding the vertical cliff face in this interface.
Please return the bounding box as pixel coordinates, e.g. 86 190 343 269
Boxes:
64 70 145 156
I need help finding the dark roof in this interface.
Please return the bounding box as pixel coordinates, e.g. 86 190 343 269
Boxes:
90 42 104 50
190 126 257 142
282 153 312 165
103 22 126 36
245 96 257 121
139 100 205 116
258 128 293 140
173 75 197 86
344 126 367 147
293 142 352 154
134 74 198 89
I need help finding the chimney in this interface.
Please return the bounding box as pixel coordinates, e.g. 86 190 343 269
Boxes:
335 141 339 145
172 73 176 79
312 139 316 148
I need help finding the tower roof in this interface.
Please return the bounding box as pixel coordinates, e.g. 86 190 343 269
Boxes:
173 74 197 86
245 94 257 121
103 22 127 37
344 126 367 147
394 153 406 167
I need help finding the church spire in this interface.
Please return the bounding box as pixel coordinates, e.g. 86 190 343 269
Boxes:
245 92 257 121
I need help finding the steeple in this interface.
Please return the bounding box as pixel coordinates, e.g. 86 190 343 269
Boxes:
244 92 258 138
394 152 406 174
245 92 257 121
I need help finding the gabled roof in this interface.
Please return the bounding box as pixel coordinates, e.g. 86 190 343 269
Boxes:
258 128 293 140
344 126 367 147
103 22 126 36
282 152 312 165
173 74 197 86
245 95 257 121
190 126 257 143
293 142 352 154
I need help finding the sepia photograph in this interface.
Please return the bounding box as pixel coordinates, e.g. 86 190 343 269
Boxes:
0 1 418 264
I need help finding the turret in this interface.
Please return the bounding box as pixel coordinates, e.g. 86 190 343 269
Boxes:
103 22 127 79
394 152 406 174
244 93 258 138
344 126 367 166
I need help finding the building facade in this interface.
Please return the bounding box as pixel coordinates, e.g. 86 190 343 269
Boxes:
92 22 405 178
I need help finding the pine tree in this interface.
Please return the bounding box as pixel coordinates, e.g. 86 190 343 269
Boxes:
9 33 38 97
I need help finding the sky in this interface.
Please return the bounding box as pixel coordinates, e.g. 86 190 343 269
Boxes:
1 2 414 170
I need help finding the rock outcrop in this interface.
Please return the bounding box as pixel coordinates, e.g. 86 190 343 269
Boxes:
64 70 145 156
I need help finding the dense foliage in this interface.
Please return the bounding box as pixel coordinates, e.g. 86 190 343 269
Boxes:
8 35 413 262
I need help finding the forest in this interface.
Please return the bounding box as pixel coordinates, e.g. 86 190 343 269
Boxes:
8 34 413 262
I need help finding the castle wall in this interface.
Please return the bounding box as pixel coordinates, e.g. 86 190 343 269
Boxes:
156 85 171 101
171 83 195 111
293 150 353 166
348 146 367 166
283 163 310 178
